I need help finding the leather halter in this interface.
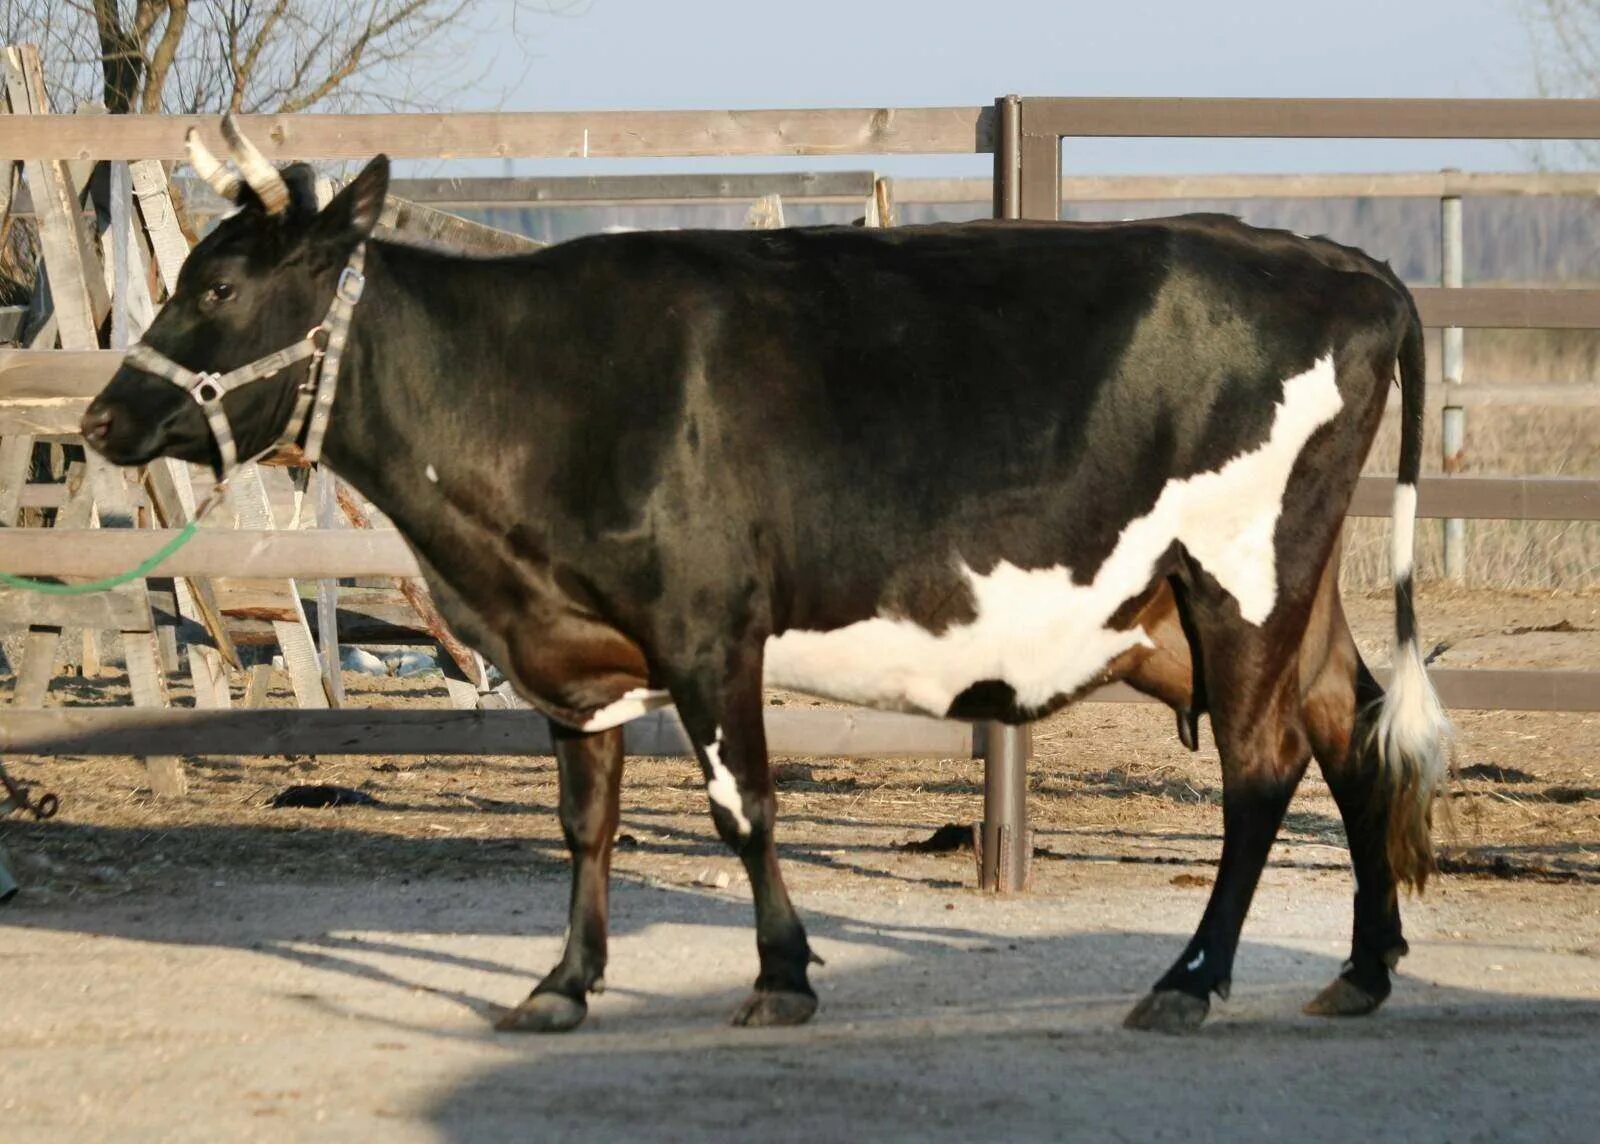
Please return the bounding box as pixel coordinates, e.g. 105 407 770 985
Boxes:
121 244 367 479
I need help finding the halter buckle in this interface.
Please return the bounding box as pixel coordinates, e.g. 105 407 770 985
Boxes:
336 266 366 304
193 373 223 403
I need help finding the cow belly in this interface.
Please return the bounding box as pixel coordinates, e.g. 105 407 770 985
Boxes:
763 563 1152 718
765 354 1343 718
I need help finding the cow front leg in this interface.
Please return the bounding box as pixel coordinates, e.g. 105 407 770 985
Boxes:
496 721 624 1033
669 649 818 1028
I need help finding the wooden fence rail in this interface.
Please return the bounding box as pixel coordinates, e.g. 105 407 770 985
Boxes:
5 108 995 161
0 706 976 759
0 658 1594 767
0 473 1595 584
14 170 1600 218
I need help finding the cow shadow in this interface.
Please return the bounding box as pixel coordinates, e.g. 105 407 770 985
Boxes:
7 817 1600 1141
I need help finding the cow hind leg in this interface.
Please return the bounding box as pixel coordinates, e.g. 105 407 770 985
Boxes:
496 722 624 1033
669 646 818 1027
1125 641 1313 1034
1303 653 1410 1017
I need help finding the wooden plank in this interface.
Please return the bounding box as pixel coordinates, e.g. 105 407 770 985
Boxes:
232 465 329 709
129 159 189 295
1 666 1594 763
389 171 878 206
143 461 240 668
0 432 31 524
1017 131 1060 221
1413 287 1600 329
10 627 59 707
0 528 423 578
1020 97 1600 140
121 629 187 797
1350 475 1600 521
314 468 344 707
0 305 24 341
7 49 108 344
0 398 92 435
8 107 996 162
108 161 154 347
1373 668 1600 712
1386 383 1600 410
25 169 1600 214
1047 671 1598 712
6 298 1600 361
109 159 208 698
899 171 1600 203
0 348 119 396
111 156 241 673
25 171 884 215
187 644 232 709
244 664 273 707
8 473 1600 584
217 589 424 643
26 383 1595 446
0 705 976 758
20 464 96 685
84 453 187 794
0 587 152 630
379 195 542 256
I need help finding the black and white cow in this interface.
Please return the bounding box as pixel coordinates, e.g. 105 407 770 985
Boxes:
83 121 1451 1034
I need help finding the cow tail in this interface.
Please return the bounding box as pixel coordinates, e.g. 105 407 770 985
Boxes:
1371 302 1453 890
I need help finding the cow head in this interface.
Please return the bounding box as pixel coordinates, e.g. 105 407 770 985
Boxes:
82 117 389 473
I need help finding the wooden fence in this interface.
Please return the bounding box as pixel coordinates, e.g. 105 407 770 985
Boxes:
5 87 1600 891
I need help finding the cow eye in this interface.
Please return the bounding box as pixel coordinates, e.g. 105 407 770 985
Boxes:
204 281 235 305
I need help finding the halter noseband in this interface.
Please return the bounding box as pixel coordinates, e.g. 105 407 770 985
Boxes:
121 244 367 479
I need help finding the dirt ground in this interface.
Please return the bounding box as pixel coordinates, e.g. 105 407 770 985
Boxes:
2 586 1598 1141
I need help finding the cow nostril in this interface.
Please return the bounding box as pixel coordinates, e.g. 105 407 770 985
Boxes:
81 406 114 443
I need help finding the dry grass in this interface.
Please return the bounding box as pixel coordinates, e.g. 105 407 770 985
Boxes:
1343 328 1600 591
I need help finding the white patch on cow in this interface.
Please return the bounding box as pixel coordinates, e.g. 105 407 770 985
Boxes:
703 729 750 837
425 463 439 484
763 355 1343 717
579 687 673 732
1187 949 1206 972
1390 481 1417 581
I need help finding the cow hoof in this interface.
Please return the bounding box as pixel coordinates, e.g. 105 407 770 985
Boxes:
494 991 588 1033
1123 989 1209 1034
731 990 818 1028
1303 976 1383 1018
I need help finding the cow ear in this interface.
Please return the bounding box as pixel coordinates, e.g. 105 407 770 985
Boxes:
309 155 389 257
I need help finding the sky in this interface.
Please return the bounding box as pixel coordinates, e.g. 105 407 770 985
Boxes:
454 0 1559 180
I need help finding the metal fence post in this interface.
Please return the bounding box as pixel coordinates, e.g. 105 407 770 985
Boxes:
977 723 1033 892
1441 182 1466 581
971 95 1035 893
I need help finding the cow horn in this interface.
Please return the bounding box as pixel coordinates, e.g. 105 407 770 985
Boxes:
220 112 290 215
185 128 242 200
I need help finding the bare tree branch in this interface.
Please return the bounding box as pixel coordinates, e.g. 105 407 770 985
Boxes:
3 1 563 117
140 0 188 112
1525 0 1600 164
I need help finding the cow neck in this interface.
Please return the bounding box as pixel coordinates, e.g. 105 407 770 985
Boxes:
315 238 521 539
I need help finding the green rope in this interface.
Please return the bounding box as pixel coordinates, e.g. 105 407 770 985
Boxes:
0 520 200 595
